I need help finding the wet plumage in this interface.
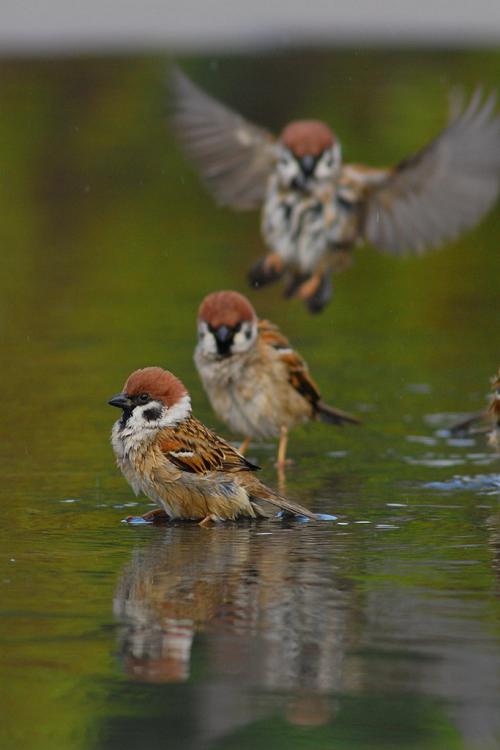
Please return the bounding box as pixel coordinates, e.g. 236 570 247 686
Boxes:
109 366 317 524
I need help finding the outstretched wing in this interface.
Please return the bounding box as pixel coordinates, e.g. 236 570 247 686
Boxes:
170 67 277 209
158 417 259 475
345 89 500 255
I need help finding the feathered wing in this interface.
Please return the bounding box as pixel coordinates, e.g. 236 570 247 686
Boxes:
258 319 360 426
158 417 259 474
344 89 500 255
170 67 277 209
158 415 317 520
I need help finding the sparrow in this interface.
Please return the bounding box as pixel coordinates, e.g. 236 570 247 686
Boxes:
108 366 317 525
194 290 360 466
172 68 500 313
450 368 500 447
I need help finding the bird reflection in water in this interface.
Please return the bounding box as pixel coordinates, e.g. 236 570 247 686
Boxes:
113 523 357 724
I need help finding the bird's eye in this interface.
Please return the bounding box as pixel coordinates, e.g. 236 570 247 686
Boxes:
233 322 241 333
245 328 252 340
139 393 149 403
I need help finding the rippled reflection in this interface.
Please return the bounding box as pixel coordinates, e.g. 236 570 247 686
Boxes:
113 524 356 723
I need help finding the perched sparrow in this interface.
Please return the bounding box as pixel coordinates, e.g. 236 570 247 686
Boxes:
450 368 500 447
172 68 500 312
194 290 360 466
109 366 316 525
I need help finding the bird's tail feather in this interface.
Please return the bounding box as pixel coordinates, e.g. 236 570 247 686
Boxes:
449 411 488 436
249 480 317 520
315 401 361 426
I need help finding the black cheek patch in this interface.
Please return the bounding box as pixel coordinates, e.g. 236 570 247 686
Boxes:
143 406 162 422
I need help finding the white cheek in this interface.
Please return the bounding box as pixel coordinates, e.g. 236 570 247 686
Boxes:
232 328 256 353
277 159 299 184
160 394 192 427
114 402 165 451
315 161 332 180
114 396 193 452
125 402 163 434
198 331 217 356
315 144 342 180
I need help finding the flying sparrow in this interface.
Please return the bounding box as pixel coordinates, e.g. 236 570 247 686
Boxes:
172 68 500 313
109 366 317 525
194 290 360 466
450 368 500 447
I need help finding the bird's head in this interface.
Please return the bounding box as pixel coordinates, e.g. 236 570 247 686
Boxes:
197 290 258 360
108 367 191 430
277 120 341 190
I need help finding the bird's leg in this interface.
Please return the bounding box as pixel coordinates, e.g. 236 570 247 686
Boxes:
283 271 312 299
276 426 289 468
238 436 251 455
304 271 334 314
264 252 283 275
125 507 170 524
277 463 287 495
296 273 322 302
248 252 284 288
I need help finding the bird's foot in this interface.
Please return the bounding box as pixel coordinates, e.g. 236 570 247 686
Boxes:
283 271 311 299
124 508 170 525
198 513 221 528
248 253 283 288
299 272 333 314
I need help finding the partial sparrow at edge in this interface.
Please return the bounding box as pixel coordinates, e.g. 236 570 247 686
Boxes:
450 368 500 448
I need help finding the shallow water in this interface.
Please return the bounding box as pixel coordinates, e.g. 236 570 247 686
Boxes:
1 49 500 750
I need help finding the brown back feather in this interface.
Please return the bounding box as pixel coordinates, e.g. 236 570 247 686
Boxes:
259 319 323 411
158 417 259 475
259 319 360 426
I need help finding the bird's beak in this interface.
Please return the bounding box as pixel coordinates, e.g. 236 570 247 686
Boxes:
215 325 232 344
214 325 234 356
300 154 317 177
108 392 132 410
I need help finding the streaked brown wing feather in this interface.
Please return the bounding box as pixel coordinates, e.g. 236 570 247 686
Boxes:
158 417 259 475
258 319 321 409
354 89 500 255
170 67 276 209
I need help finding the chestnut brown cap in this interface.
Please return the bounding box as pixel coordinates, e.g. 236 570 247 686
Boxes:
280 120 335 157
198 291 257 329
124 367 188 407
